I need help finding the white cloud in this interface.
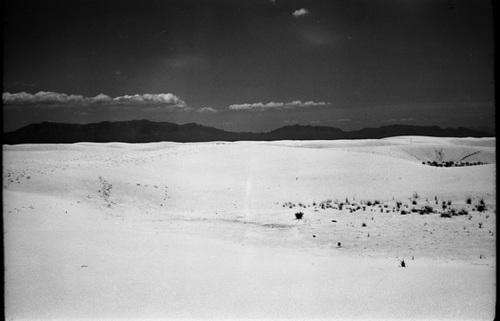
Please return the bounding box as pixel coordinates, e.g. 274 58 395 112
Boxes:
3 91 188 111
229 100 329 111
197 107 217 113
292 8 310 17
3 91 86 105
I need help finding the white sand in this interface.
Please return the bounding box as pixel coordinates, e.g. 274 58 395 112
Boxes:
3 136 496 320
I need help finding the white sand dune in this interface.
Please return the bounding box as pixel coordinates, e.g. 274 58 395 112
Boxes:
3 137 496 320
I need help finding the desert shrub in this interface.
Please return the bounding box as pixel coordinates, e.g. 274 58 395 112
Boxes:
420 205 434 214
400 260 406 268
362 222 367 227
440 212 452 218
458 209 468 216
400 210 408 215
466 196 472 205
412 191 419 199
295 212 304 220
479 198 485 205
476 204 486 212
412 200 417 205
374 200 380 205
478 222 483 228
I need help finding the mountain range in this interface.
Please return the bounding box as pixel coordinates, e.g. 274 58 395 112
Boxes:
2 120 495 144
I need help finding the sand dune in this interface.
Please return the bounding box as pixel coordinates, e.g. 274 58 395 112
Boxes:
3 137 496 320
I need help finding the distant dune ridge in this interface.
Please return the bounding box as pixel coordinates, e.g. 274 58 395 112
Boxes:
3 120 494 144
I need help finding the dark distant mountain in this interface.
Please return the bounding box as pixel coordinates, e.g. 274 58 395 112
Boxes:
2 120 494 144
469 126 495 136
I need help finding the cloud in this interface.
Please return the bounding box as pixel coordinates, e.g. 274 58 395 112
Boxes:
3 91 188 111
197 107 217 113
229 100 329 111
3 91 87 105
292 8 310 17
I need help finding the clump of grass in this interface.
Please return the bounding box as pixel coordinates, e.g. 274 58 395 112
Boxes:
475 204 486 212
295 212 304 220
466 196 472 204
412 191 419 199
400 259 406 268
419 205 434 214
362 222 367 227
412 200 417 205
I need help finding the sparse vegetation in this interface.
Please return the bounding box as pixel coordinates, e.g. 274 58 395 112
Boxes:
424 161 487 167
475 203 486 212
419 205 434 214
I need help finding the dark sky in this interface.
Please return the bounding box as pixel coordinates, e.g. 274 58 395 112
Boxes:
3 0 495 132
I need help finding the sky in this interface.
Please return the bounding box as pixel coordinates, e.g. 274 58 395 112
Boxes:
3 0 495 133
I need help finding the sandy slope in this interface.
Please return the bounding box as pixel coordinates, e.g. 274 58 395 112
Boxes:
3 137 496 320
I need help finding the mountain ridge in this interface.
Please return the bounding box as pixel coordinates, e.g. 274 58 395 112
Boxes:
3 120 494 144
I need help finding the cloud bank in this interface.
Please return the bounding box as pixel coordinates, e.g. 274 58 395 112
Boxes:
3 91 188 111
229 100 329 111
292 8 310 17
197 107 217 113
